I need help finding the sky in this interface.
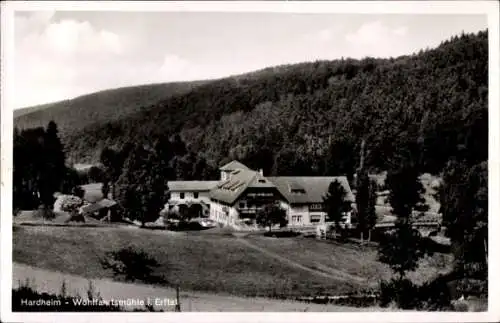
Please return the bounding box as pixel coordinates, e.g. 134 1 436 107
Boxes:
13 10 487 109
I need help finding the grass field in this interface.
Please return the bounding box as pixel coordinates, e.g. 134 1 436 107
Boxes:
244 236 453 285
13 225 452 299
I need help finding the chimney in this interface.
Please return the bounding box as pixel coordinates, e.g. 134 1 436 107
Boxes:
259 169 264 176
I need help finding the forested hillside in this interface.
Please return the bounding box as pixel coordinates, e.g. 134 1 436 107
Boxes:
14 81 206 136
16 30 488 177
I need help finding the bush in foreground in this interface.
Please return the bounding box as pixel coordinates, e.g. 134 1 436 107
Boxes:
99 246 166 284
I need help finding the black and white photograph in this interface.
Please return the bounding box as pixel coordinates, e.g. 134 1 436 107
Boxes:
1 1 499 322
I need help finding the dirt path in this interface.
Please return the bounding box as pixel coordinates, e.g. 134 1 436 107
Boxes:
236 238 366 283
12 263 386 312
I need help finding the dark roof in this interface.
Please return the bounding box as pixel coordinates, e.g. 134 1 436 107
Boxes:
210 169 276 205
267 176 355 204
219 160 251 171
168 181 219 192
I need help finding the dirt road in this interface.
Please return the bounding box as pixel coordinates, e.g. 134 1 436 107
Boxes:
12 263 385 312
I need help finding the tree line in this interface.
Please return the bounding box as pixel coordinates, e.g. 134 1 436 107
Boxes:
14 122 70 210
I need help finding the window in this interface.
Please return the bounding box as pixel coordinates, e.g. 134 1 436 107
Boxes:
292 215 303 223
193 192 199 199
180 193 185 199
310 214 321 223
309 204 323 211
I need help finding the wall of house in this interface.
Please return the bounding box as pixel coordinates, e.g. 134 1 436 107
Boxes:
309 212 326 225
169 191 211 204
280 202 352 227
287 204 310 226
209 200 239 226
220 170 232 181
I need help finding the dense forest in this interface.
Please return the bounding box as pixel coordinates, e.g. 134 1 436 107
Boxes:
15 30 487 179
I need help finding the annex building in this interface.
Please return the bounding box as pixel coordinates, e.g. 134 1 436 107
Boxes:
166 160 355 229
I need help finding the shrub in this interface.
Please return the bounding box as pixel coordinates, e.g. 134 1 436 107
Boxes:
417 275 453 310
65 210 86 223
34 204 55 220
456 278 488 298
379 278 420 309
100 246 166 284
380 274 455 310
59 195 84 212
453 301 469 312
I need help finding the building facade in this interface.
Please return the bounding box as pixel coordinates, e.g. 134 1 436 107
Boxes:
166 160 355 229
166 181 219 218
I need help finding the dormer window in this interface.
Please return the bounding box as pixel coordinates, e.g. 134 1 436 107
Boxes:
288 180 305 194
258 179 266 183
309 203 323 211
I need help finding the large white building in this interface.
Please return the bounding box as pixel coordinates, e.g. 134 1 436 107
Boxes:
166 160 355 229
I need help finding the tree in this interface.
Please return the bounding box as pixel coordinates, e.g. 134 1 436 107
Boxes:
100 147 120 198
378 162 428 280
256 203 287 232
172 134 187 157
71 186 85 199
88 166 105 183
100 145 131 200
378 223 425 280
44 121 66 183
101 181 110 199
38 121 66 208
13 127 26 210
324 138 357 183
154 135 176 180
114 144 169 227
439 159 487 279
323 180 351 234
13 125 67 210
355 170 377 242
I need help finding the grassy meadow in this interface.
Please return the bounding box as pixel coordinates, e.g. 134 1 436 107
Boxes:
12 225 453 300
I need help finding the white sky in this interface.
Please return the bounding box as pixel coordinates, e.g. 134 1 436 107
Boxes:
12 10 487 109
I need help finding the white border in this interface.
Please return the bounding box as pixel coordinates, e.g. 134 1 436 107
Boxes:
1 1 499 322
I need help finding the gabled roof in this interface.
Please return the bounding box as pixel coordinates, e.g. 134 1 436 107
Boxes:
168 181 219 192
80 198 117 214
210 169 276 205
219 160 251 171
247 172 276 189
267 176 355 204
